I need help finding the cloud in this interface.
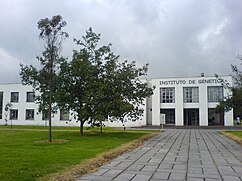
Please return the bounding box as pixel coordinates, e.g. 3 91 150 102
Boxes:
0 0 242 83
0 48 21 83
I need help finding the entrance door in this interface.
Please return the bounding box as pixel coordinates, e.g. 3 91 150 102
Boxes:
184 109 199 126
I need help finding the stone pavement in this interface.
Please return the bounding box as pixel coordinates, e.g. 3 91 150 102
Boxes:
77 129 242 181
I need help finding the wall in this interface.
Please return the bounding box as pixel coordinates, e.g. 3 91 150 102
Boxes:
0 75 234 127
0 83 147 127
151 75 233 126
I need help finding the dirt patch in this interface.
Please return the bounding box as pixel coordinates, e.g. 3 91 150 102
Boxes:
38 132 160 181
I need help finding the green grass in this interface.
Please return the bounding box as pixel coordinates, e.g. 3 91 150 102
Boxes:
223 130 242 139
0 126 157 181
222 131 242 147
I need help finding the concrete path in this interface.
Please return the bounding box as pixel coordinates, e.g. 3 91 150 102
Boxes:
78 129 242 181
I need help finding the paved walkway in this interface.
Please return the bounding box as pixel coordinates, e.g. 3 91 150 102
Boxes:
78 129 242 181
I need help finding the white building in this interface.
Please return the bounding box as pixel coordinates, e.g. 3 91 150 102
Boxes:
0 83 78 126
0 75 234 127
148 75 233 126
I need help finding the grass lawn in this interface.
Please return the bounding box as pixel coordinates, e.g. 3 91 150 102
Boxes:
0 126 157 181
222 130 242 145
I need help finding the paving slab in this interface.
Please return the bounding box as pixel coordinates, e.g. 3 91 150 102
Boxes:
77 129 242 181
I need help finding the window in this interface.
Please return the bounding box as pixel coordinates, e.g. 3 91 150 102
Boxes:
26 92 35 102
60 109 69 120
183 87 199 103
208 86 223 102
11 92 19 102
10 109 18 120
160 109 175 124
160 87 175 103
0 92 3 119
42 110 49 120
26 109 34 120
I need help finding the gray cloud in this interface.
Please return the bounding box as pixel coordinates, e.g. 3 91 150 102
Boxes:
0 0 242 83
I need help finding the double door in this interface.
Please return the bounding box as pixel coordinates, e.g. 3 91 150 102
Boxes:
184 109 199 126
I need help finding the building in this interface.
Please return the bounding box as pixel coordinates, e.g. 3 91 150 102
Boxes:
0 75 234 127
0 83 74 126
147 75 233 126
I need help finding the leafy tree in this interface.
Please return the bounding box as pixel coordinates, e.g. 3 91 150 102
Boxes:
57 54 98 136
20 15 68 142
215 55 242 117
57 28 153 136
93 59 153 131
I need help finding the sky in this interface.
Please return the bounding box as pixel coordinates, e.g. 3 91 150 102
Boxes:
0 0 242 83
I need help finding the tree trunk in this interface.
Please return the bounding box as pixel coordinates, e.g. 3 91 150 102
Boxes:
80 120 84 136
48 100 52 142
48 115 52 142
100 120 103 133
48 57 53 142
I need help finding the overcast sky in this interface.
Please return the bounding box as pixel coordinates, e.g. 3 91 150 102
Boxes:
0 0 242 83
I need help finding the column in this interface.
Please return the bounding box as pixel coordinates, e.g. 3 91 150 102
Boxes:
175 86 184 126
152 80 161 126
199 85 208 126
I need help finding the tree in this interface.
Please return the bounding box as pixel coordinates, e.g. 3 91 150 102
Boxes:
4 102 12 128
215 55 242 117
20 15 68 142
93 59 153 131
57 28 153 136
57 54 98 136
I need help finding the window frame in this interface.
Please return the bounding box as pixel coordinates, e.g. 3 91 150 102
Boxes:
26 92 35 102
10 109 18 120
183 87 199 103
160 87 175 103
207 86 223 102
60 109 69 121
26 109 35 120
10 92 19 103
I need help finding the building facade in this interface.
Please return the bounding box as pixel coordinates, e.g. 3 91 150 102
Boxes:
0 75 234 127
148 75 233 126
0 84 76 126
0 83 145 127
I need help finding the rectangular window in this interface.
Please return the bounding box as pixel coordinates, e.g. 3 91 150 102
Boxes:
26 92 35 102
10 109 18 120
208 86 223 102
160 109 175 124
0 92 3 119
26 109 34 120
60 109 69 120
183 87 199 103
160 87 175 103
11 92 19 103
42 110 49 120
